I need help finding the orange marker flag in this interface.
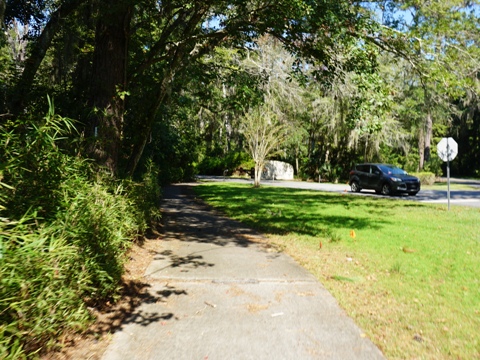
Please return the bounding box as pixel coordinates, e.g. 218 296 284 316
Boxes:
350 230 356 239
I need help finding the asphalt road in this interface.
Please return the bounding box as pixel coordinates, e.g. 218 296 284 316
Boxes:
197 176 480 208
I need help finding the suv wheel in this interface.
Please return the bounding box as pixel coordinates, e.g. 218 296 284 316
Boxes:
351 181 361 192
381 183 392 196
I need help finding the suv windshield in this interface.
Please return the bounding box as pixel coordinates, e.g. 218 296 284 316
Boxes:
378 165 407 175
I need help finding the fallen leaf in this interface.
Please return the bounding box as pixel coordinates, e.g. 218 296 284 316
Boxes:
402 246 416 253
413 334 423 342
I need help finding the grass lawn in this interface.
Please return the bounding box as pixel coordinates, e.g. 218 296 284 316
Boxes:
422 182 480 191
194 182 480 360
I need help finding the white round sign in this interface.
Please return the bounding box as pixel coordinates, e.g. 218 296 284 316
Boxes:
437 137 458 162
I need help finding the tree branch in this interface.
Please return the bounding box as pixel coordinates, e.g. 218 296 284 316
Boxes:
10 0 83 115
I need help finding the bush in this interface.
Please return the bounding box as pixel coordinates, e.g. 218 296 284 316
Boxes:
52 173 137 300
0 216 92 359
0 98 80 221
197 151 253 175
422 153 444 176
138 119 199 184
0 102 162 358
0 164 158 358
123 160 162 231
412 171 436 185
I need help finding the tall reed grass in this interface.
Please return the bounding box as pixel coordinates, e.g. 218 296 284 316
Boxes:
0 216 92 358
0 99 161 358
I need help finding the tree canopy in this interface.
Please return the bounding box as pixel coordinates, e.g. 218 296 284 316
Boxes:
1 0 480 179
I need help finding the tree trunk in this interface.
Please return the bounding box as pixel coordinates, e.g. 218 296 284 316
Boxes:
254 163 263 188
295 148 299 175
418 127 425 171
0 0 5 30
88 1 132 173
424 111 432 163
125 72 173 176
419 86 433 170
125 96 161 176
363 137 369 162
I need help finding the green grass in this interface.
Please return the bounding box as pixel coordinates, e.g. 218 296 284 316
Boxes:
194 182 480 360
422 182 480 191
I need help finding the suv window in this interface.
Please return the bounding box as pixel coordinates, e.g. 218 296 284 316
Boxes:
378 165 407 175
356 165 369 173
370 165 381 175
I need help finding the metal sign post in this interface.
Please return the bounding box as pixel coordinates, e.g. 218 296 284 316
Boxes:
437 137 458 210
447 141 450 210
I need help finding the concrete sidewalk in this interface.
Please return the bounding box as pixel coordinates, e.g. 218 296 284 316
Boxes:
102 184 385 360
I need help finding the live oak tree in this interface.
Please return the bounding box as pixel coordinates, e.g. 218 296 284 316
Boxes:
121 0 375 175
3 0 378 174
375 0 480 170
88 0 133 173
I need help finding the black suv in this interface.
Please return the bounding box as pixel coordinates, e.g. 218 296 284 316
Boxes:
349 163 421 196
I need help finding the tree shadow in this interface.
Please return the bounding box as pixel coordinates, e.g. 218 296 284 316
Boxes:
152 249 216 270
123 310 175 327
159 185 268 248
83 280 188 336
192 184 396 238
79 268 188 338
119 284 189 327
156 286 188 301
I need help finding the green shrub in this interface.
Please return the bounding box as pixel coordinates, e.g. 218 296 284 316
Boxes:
0 101 162 358
125 160 162 229
197 151 252 175
0 97 79 221
412 171 436 185
422 154 444 176
319 163 344 183
53 173 137 300
0 216 92 360
196 156 226 175
0 163 139 358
